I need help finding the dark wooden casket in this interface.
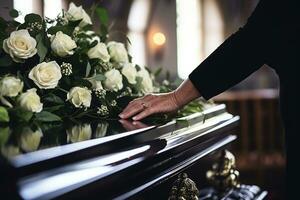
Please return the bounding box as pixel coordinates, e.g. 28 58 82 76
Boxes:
0 104 267 200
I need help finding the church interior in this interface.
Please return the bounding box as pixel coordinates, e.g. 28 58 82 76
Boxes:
0 0 286 199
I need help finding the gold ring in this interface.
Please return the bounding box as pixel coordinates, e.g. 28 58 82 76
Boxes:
141 102 148 109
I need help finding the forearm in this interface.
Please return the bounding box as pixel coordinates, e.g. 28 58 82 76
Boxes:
188 1 267 100
172 79 201 108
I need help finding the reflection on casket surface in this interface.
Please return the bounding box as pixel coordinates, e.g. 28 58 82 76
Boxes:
0 104 241 200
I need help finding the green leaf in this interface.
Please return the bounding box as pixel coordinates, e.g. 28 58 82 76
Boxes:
89 40 98 49
126 36 132 45
35 111 62 122
0 54 13 67
135 65 141 71
0 127 10 147
0 106 9 122
47 25 73 35
154 67 162 77
10 108 33 122
24 13 42 23
47 26 63 35
133 76 143 91
68 19 82 27
166 71 170 80
176 119 190 127
10 20 21 27
76 33 93 40
100 24 108 41
172 78 184 87
9 9 19 18
128 54 132 63
81 24 93 31
44 93 64 104
36 34 48 62
43 105 64 112
73 78 93 88
136 76 143 84
95 7 109 26
90 74 105 81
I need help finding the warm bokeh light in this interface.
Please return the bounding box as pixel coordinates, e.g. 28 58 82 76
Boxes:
153 32 166 46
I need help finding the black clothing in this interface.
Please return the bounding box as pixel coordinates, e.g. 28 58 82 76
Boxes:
189 0 299 198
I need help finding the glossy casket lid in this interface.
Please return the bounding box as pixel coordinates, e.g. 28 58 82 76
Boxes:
0 104 237 168
0 104 239 200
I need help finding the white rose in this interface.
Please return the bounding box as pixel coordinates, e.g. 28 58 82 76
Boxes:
66 2 92 28
67 87 92 108
51 31 77 57
107 41 128 63
2 29 37 63
104 69 123 91
28 61 62 89
67 124 92 143
19 127 43 152
121 63 137 84
137 69 154 94
0 76 23 97
18 88 43 113
87 42 110 62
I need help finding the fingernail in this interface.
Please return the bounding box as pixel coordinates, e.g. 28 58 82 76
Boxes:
132 116 137 120
133 121 137 125
119 114 124 118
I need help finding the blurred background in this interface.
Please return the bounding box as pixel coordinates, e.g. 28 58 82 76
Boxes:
0 0 285 199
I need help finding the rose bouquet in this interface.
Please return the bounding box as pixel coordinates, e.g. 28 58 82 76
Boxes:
0 3 205 124
0 3 160 123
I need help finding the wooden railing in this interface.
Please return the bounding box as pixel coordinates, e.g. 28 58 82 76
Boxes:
213 89 285 168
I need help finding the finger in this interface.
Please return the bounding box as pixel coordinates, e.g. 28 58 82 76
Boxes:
120 95 154 118
120 102 144 119
132 108 156 121
120 100 140 116
120 96 153 118
121 98 144 114
120 104 135 117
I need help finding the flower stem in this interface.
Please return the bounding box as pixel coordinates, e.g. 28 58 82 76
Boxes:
57 87 68 93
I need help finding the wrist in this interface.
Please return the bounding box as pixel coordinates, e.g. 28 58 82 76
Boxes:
173 79 201 108
171 90 183 109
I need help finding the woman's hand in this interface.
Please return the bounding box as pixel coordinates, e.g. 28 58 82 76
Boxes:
119 92 180 121
119 79 201 121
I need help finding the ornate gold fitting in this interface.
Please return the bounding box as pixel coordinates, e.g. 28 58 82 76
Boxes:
168 173 199 200
206 150 240 192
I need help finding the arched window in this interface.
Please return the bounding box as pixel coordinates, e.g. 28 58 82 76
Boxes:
203 0 224 57
176 0 224 79
14 0 66 22
44 0 65 19
14 0 36 22
176 0 203 79
127 0 150 66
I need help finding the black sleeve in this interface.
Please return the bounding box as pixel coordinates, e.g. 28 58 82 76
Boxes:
188 0 270 100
